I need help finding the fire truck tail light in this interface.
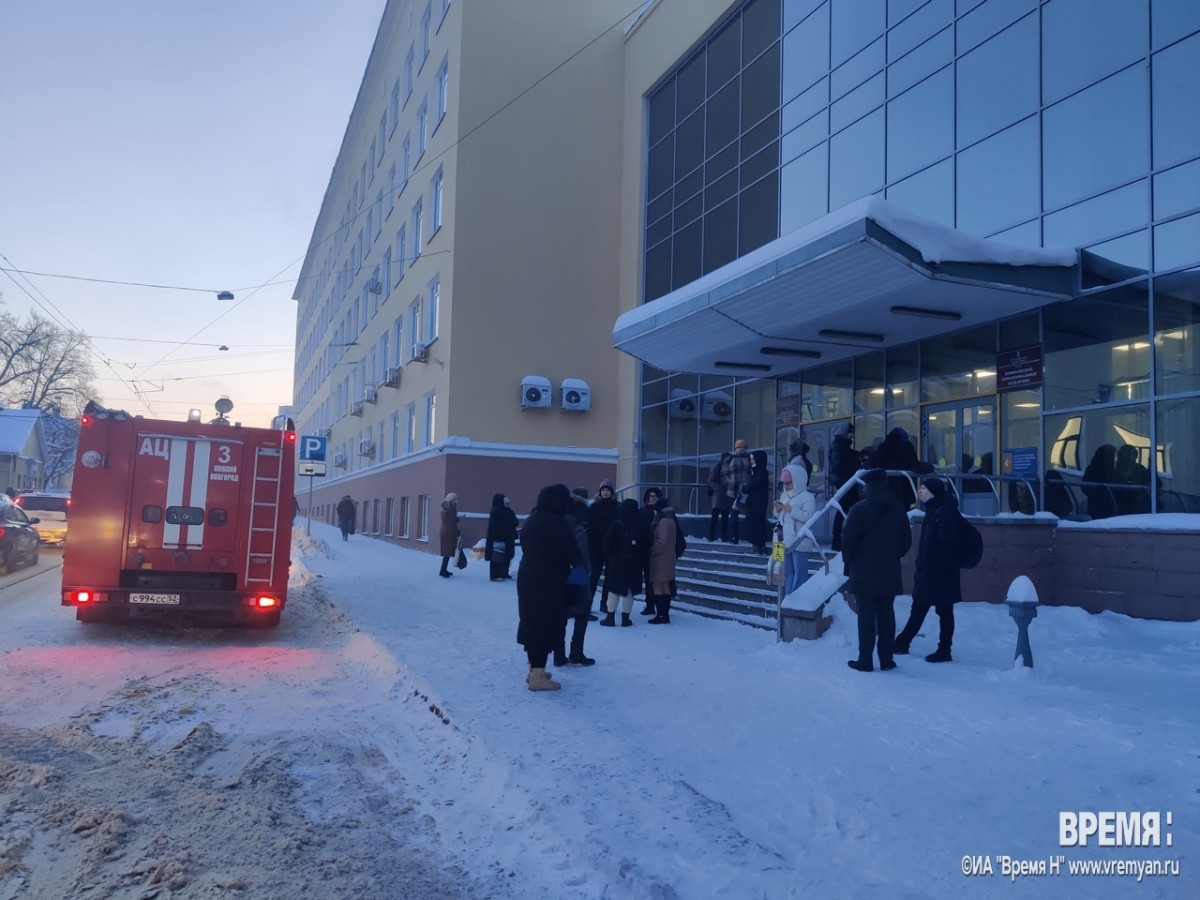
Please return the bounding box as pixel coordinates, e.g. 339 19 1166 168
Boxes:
255 595 279 608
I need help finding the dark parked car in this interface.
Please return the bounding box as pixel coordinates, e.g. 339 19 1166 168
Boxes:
0 496 40 574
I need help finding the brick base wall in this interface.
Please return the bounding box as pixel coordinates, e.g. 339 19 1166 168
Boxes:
906 518 1200 623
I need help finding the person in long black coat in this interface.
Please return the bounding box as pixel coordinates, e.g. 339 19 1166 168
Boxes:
895 476 962 663
586 480 620 614
828 421 860 551
742 450 771 554
1082 444 1118 519
516 484 579 691
556 489 595 666
637 486 662 614
485 493 519 581
600 498 651 627
841 468 912 672
336 494 356 541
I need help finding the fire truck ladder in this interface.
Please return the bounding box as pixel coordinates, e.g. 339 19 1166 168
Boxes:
245 445 284 585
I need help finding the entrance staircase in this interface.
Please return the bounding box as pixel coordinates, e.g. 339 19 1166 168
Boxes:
671 539 782 630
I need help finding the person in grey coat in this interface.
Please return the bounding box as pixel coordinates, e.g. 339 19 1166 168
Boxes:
438 492 462 578
841 468 912 672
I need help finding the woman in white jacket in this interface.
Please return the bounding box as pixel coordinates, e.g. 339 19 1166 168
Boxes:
774 463 817 595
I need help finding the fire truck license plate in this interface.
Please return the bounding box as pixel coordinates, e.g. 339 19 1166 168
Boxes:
129 593 181 605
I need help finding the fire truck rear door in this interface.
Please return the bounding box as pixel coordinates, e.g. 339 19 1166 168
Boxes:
131 433 243 553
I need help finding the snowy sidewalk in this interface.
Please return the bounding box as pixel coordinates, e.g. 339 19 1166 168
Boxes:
298 520 1198 899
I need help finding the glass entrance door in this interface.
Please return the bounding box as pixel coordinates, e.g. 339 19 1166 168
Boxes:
921 399 998 516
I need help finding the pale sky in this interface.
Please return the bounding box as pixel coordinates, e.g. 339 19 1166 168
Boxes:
0 1 387 425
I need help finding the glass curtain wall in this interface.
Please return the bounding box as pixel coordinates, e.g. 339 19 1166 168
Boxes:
638 0 1200 515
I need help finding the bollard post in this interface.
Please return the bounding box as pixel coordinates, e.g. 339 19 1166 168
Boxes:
1004 575 1040 667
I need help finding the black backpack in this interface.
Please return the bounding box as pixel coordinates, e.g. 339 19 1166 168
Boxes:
675 525 687 559
957 516 983 569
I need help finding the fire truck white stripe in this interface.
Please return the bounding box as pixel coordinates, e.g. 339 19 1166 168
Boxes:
187 441 210 545
162 439 189 546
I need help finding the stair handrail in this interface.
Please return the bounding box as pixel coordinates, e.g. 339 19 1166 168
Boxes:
781 468 923 576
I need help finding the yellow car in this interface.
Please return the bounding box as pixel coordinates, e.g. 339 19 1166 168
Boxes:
15 491 70 546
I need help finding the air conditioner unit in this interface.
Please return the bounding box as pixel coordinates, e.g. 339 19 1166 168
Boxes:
560 378 590 412
669 388 698 419
350 400 364 417
701 390 734 422
367 278 382 294
358 439 375 457
382 366 401 387
333 452 348 467
364 385 379 404
412 341 429 362
521 375 552 409
318 427 332 438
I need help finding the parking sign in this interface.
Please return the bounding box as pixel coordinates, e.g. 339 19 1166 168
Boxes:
299 435 327 462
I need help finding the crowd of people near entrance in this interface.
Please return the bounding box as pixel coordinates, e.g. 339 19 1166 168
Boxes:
331 425 994 691
325 416 1171 691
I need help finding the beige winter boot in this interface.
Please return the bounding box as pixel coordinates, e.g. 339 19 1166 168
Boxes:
525 666 552 685
526 667 560 691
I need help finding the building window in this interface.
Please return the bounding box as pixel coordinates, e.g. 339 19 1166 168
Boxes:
378 114 386 164
386 163 396 218
411 200 423 259
426 275 440 342
400 135 411 192
373 191 383 240
383 497 394 536
408 297 424 358
405 403 417 454
423 391 436 447
436 58 449 123
392 316 403 365
390 412 400 459
421 3 432 65
418 494 429 540
395 226 406 281
382 248 392 300
399 496 410 537
431 168 444 232
390 79 400 134
417 100 428 158
404 46 414 103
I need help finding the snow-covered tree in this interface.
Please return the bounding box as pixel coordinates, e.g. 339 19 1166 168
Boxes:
0 299 96 416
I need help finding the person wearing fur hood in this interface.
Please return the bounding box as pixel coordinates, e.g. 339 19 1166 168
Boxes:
773 463 817 595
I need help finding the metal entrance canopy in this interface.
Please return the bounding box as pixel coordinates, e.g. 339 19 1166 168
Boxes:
613 197 1079 377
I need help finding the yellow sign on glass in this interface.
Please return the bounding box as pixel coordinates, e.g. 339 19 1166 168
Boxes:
772 542 785 563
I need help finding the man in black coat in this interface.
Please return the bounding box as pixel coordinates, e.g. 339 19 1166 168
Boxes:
841 468 912 672
556 488 596 666
637 487 661 614
895 476 962 663
586 480 620 617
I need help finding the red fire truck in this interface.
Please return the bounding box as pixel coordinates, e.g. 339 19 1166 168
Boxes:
62 401 297 627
